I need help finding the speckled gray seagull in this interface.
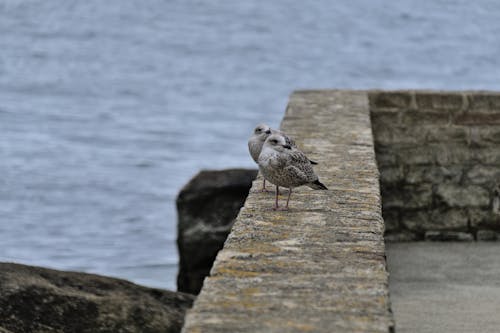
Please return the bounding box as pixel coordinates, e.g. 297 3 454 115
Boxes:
248 123 317 191
258 133 327 210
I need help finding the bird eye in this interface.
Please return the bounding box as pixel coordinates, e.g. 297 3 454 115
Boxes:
270 139 277 144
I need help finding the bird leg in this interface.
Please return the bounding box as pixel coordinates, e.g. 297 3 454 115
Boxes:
285 188 292 209
273 185 279 209
273 186 289 211
260 179 268 192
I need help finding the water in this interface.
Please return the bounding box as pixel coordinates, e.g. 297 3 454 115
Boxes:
1 0 499 290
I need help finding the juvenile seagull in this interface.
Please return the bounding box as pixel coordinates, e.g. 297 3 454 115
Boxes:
248 123 317 191
258 134 327 210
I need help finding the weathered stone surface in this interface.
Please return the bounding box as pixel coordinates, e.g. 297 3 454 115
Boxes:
470 126 500 143
374 146 397 167
429 208 469 230
370 90 500 237
466 165 500 184
467 92 500 112
404 184 433 209
176 169 257 295
415 92 464 111
454 112 500 125
476 230 498 241
0 263 194 333
425 126 469 143
379 166 403 184
384 231 419 242
182 91 394 332
424 231 474 241
396 146 435 165
402 110 450 126
405 165 462 185
473 147 500 164
433 144 473 165
436 184 490 208
381 208 399 232
400 211 429 232
369 90 412 110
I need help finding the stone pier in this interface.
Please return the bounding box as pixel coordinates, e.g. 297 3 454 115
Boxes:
182 91 394 333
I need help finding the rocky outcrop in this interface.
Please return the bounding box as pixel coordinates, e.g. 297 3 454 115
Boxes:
176 168 257 295
0 263 194 333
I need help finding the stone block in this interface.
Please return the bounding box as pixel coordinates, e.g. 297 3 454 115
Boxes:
435 184 490 207
382 208 400 232
380 185 404 209
400 210 429 231
401 209 468 231
391 126 429 145
468 208 500 229
454 112 500 125
384 231 419 242
371 123 395 146
433 144 473 165
371 110 401 124
471 126 500 143
473 147 500 164
467 93 500 112
476 229 498 241
404 184 433 209
374 147 397 167
402 110 450 126
468 208 490 227
466 165 500 185
396 146 435 165
425 126 469 144
429 208 469 229
405 165 463 184
493 185 500 216
379 166 404 184
416 92 464 111
425 231 473 241
369 91 412 110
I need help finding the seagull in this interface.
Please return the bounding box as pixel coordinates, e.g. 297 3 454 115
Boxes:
248 123 317 192
258 134 327 210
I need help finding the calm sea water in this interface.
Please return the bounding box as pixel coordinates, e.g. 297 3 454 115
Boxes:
1 0 499 290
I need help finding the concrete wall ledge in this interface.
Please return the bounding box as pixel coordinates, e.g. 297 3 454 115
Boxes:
182 91 394 333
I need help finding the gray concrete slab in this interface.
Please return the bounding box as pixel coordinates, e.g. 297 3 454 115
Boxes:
386 242 500 333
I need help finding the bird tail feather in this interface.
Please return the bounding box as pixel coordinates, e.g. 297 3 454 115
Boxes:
309 179 328 190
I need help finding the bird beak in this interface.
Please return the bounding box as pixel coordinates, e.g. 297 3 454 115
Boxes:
265 130 271 134
283 144 292 149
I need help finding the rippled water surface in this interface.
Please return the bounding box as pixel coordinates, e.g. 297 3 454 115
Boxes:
1 0 500 289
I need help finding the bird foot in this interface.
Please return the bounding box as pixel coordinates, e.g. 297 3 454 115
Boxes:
272 206 289 211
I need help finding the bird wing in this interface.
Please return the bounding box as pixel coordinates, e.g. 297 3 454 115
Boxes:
284 165 308 183
286 150 316 181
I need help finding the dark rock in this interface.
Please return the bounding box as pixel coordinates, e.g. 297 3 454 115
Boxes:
176 168 257 295
0 262 195 333
425 231 473 242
